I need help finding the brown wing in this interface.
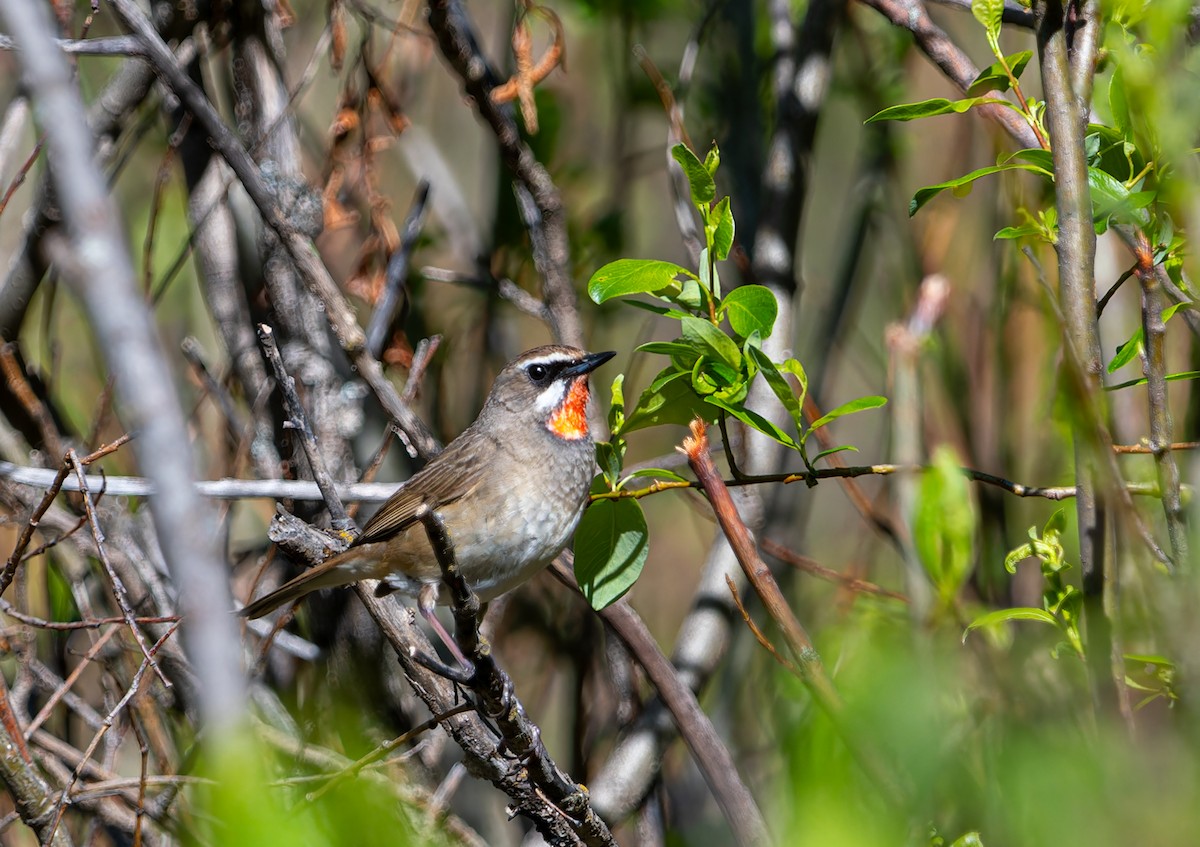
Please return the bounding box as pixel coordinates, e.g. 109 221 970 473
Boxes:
352 438 483 546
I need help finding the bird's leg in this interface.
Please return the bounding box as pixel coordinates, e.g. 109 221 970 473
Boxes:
411 582 476 682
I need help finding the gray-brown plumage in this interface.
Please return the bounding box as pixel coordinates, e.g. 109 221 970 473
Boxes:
240 346 614 641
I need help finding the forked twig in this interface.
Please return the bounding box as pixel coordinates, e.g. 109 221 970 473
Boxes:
65 450 170 690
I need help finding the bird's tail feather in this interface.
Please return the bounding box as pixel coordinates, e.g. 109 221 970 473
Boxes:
238 552 362 619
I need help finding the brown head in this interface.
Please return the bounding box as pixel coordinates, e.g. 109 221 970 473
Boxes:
476 345 616 442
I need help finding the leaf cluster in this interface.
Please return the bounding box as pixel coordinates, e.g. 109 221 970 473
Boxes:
574 144 886 609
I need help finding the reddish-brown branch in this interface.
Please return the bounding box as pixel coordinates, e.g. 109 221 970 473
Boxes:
760 538 910 603
682 418 906 805
723 575 797 673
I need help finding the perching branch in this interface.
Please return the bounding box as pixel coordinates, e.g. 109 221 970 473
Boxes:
415 507 616 847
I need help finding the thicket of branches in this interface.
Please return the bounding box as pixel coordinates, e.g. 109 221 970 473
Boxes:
0 1 1198 845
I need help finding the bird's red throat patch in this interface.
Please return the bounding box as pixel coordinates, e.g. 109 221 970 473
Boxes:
548 378 590 440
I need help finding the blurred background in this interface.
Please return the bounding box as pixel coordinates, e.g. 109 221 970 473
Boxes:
1 0 1199 845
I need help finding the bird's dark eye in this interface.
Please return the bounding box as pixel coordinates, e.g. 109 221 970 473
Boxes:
527 363 550 382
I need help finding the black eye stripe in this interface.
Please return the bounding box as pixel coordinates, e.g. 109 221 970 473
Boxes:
525 360 565 383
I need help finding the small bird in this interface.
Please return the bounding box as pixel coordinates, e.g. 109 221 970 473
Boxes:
241 345 614 660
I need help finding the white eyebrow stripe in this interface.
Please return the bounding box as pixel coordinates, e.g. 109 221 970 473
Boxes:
521 353 577 368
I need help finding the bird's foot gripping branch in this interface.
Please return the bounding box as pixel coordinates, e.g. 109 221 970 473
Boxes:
573 142 888 611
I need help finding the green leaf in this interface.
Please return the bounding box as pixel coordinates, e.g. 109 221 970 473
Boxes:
745 346 805 433
595 440 624 488
677 276 709 312
865 96 1016 124
671 143 716 206
1088 166 1155 226
704 396 800 450
1043 508 1067 537
967 51 1032 95
618 298 693 320
971 0 1004 37
1108 328 1143 373
623 368 718 432
1105 303 1192 377
703 144 720 177
608 373 625 434
620 467 690 485
1004 541 1035 574
637 340 702 362
807 395 888 434
681 316 742 370
914 446 977 605
1109 65 1131 137
964 607 1060 640
1106 369 1200 391
588 259 690 303
711 196 735 261
721 285 778 339
812 445 858 462
574 498 650 610
909 161 1051 216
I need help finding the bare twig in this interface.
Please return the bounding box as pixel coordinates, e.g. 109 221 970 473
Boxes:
2 434 131 597
925 0 1035 27
860 0 1040 150
258 324 355 534
44 624 179 843
760 538 910 603
0 674 74 847
66 450 170 689
366 180 431 359
0 342 66 456
724 574 797 673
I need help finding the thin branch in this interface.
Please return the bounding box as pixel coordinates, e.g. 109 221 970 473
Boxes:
257 324 354 534
0 463 403 500
44 624 179 843
66 450 171 689
4 457 1183 504
0 34 147 55
760 538 910 603
365 180 431 359
1135 240 1188 565
0 674 74 847
724 574 797 673
925 0 1035 27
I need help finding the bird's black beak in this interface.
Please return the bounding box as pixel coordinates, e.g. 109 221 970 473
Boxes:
563 350 616 378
